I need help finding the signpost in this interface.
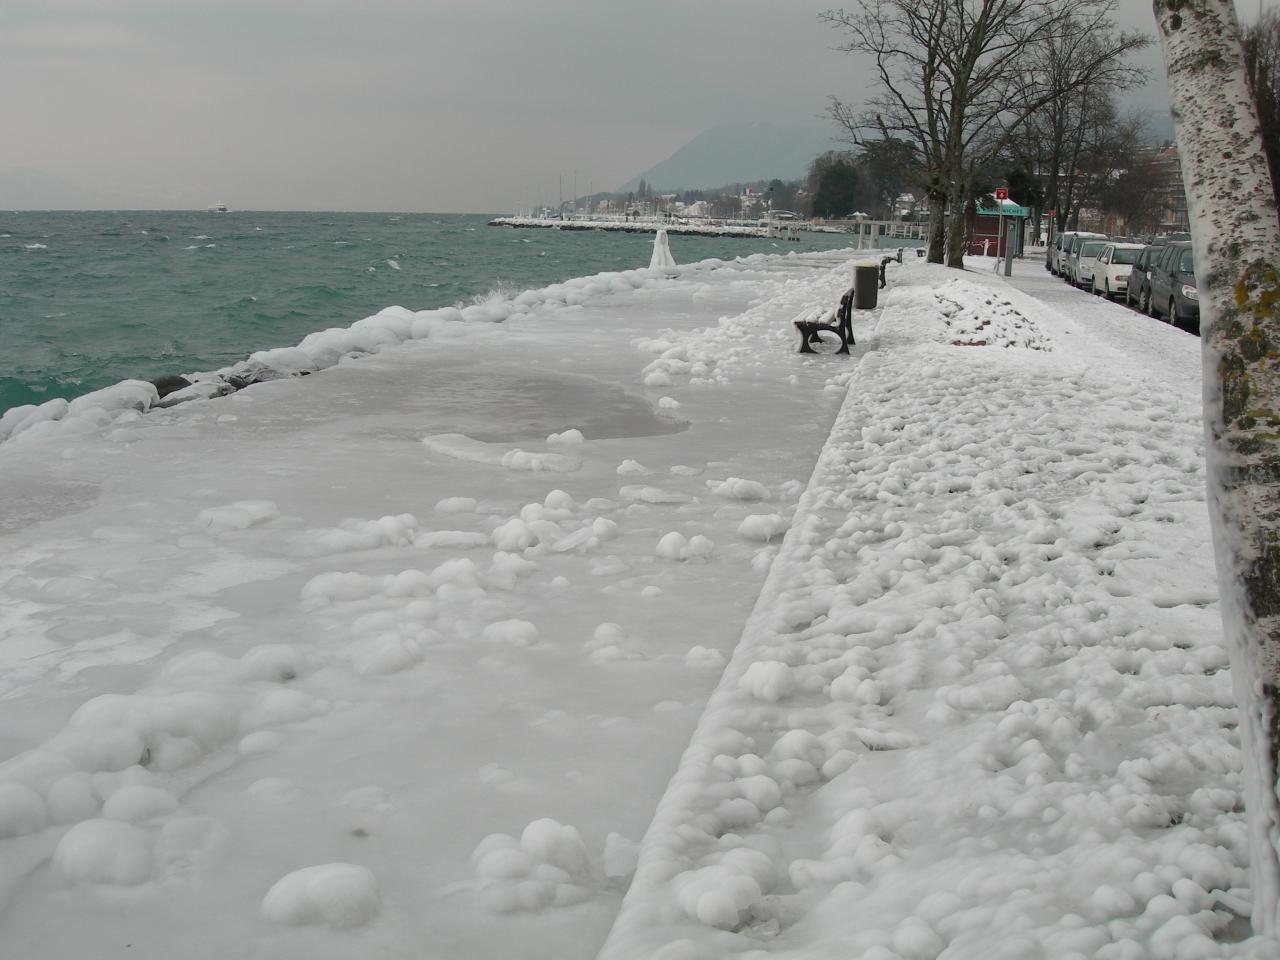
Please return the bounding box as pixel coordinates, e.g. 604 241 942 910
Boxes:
994 187 1009 270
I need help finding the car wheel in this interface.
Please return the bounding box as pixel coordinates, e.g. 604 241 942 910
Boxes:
1105 281 1112 300
1142 289 1153 316
1169 299 1178 327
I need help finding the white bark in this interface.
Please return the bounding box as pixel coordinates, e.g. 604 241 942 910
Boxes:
1155 0 1280 936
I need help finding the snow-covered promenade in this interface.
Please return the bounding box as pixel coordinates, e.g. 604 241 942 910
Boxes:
0 250 1274 958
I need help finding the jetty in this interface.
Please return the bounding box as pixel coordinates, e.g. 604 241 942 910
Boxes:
489 213 931 247
488 215 774 238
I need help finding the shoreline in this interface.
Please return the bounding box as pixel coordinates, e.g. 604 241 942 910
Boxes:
0 248 859 448
489 215 783 239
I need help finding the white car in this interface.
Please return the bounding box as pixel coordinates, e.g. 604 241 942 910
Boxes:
1073 239 1110 289
1092 242 1146 300
1061 231 1107 281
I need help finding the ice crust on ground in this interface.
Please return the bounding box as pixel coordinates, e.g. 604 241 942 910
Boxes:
0 248 1271 959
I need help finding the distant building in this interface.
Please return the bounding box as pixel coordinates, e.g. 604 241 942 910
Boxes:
896 192 927 220
966 197 1030 257
1151 144 1190 233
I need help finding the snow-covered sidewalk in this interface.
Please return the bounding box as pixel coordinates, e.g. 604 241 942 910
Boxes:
0 250 1273 959
602 264 1275 959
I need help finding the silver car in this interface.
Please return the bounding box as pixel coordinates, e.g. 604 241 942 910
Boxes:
1064 232 1108 285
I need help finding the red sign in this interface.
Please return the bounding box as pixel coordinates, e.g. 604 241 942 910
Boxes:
1048 209 1056 217
995 187 1009 201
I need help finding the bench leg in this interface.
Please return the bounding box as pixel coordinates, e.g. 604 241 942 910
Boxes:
795 321 851 355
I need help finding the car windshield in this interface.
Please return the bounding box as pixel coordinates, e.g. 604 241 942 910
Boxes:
1112 248 1140 265
1179 248 1195 272
1081 242 1106 256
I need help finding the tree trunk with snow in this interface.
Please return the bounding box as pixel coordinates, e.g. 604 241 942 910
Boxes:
1154 0 1280 936
927 189 947 263
945 190 969 269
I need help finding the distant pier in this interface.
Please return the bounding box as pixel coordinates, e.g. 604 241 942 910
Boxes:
488 215 773 238
488 214 929 247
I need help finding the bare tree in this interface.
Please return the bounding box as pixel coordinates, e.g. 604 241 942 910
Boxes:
1154 0 1280 936
1097 141 1169 234
1069 100 1147 229
824 1 1148 267
1015 25 1149 233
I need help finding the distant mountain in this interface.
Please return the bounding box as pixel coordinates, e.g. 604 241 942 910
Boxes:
617 122 839 193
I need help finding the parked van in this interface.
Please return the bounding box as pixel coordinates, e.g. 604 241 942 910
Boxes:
1126 243 1167 310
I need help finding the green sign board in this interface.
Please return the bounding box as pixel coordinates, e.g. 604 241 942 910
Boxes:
976 203 1030 218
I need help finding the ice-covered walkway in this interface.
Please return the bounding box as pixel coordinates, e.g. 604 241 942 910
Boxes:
0 250 860 959
0 250 1273 959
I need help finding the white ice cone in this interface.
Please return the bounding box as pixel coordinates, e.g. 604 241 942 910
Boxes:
649 229 677 271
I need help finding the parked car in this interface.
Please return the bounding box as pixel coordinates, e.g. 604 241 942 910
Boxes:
1049 231 1070 273
1064 232 1108 285
1045 233 1060 272
1074 239 1110 290
1147 240 1199 329
1126 244 1163 310
1051 231 1086 276
1092 242 1145 299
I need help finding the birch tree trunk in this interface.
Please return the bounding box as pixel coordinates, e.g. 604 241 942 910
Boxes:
1154 0 1280 936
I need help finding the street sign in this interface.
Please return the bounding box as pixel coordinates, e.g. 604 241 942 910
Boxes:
995 187 1009 201
1047 209 1055 217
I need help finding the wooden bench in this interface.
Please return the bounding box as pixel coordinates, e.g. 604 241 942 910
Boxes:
794 287 855 354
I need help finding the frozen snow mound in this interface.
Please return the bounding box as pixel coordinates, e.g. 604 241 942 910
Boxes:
934 279 1051 351
469 818 602 914
260 863 381 928
0 380 158 446
709 477 770 501
53 819 155 886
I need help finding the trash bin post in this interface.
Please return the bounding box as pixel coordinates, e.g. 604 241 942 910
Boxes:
854 261 879 310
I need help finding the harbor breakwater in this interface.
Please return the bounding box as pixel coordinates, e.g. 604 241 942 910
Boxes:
488 216 782 238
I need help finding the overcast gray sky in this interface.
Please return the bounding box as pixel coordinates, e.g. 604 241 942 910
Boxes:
1 0 1273 213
